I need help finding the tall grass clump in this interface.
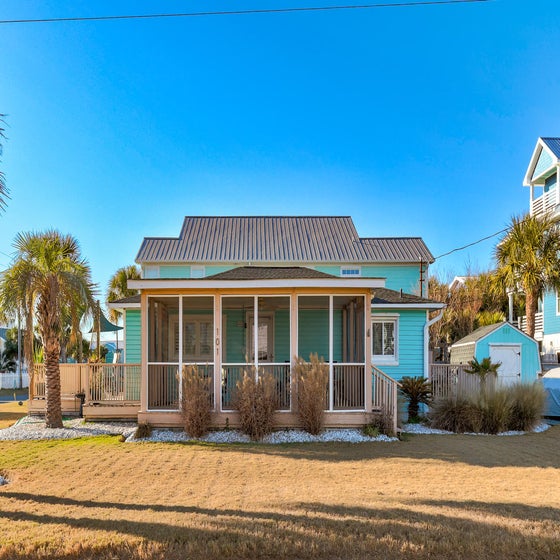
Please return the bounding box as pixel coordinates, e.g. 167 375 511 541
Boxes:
430 394 482 433
507 382 546 431
234 368 278 441
295 354 328 435
478 387 512 434
180 364 213 438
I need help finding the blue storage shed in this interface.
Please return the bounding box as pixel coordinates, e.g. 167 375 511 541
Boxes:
450 322 541 384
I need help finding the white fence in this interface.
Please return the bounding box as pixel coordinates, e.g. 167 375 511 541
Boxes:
0 371 29 389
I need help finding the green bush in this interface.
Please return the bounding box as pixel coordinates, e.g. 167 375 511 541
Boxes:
295 354 328 435
399 376 432 422
180 364 213 438
364 410 395 437
234 369 278 441
507 382 546 432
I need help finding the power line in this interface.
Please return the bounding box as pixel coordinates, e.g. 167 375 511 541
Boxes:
0 0 494 25
434 227 510 261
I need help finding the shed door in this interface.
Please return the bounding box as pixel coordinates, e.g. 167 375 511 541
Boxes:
489 344 521 386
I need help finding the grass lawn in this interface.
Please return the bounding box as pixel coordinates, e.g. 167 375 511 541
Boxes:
0 420 559 559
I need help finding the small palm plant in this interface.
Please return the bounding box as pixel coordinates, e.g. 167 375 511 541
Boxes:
400 376 432 422
465 357 500 394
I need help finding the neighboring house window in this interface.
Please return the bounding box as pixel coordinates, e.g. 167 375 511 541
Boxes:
341 266 361 277
143 265 159 279
190 265 205 278
372 317 398 364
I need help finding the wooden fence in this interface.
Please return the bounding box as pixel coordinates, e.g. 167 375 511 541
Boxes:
430 364 485 398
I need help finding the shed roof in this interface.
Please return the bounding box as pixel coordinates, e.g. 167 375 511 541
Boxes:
136 216 434 264
451 322 534 347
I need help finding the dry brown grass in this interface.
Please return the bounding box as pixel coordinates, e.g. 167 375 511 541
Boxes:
295 354 328 435
0 400 27 429
180 364 213 438
0 421 559 559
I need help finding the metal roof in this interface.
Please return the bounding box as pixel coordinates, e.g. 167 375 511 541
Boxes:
136 216 434 264
542 137 560 159
205 266 338 280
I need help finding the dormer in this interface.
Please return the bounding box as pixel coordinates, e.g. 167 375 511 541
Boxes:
524 137 560 218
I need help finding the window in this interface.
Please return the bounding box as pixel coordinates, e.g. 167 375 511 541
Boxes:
341 266 361 277
172 316 213 361
190 265 205 278
372 317 398 364
143 265 159 279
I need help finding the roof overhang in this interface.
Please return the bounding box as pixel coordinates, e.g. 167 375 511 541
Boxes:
371 303 445 310
107 301 141 310
128 278 385 290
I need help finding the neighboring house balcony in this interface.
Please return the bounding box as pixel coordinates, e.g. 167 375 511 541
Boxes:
517 312 543 341
529 186 560 218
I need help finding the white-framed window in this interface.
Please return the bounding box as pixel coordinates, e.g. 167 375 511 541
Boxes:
371 316 398 365
190 265 206 278
172 315 213 361
341 266 361 277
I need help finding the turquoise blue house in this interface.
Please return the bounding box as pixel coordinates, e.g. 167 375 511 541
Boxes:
450 322 541 384
110 216 443 428
522 137 560 362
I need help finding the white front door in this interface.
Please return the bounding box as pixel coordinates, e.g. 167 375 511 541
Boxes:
489 344 521 386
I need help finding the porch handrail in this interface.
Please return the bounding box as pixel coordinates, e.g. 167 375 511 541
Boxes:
371 365 400 434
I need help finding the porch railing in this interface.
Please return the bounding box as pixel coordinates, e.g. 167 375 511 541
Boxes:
221 363 291 411
517 312 543 337
333 364 364 410
372 365 399 434
147 364 180 410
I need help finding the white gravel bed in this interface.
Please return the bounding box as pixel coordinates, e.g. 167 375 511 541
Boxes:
0 416 136 441
130 428 398 444
401 422 551 436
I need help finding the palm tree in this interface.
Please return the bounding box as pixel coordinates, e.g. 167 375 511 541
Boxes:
106 265 141 322
0 231 95 427
465 357 500 394
399 376 432 422
0 114 10 212
494 213 560 338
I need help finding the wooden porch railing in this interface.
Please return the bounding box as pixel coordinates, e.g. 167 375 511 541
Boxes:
372 365 400 434
33 363 141 405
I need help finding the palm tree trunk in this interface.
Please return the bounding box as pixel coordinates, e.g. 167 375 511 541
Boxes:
525 290 538 339
44 336 63 428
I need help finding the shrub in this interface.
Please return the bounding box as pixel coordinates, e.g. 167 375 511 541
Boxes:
430 395 482 433
295 354 328 435
234 368 278 441
400 376 432 422
180 364 213 438
478 387 512 435
507 382 546 432
134 422 152 439
364 410 395 437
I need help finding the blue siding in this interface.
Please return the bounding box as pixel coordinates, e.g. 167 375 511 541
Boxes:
159 265 234 278
316 265 422 294
543 289 560 336
533 148 554 180
371 309 426 380
125 309 141 363
544 173 557 193
474 324 540 382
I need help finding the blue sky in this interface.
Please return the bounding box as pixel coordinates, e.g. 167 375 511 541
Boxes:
1 0 560 305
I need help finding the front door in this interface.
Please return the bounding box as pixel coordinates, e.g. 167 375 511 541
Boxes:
489 344 521 386
248 315 274 363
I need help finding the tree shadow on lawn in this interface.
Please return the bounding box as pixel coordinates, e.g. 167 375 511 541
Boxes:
198 425 560 468
1 493 560 559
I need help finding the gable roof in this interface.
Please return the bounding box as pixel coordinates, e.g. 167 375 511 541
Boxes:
524 137 560 186
451 321 536 347
205 266 338 280
136 216 434 265
371 287 444 309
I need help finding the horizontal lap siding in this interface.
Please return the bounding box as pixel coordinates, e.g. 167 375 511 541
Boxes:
125 310 141 363
159 265 234 278
371 309 425 380
543 290 560 336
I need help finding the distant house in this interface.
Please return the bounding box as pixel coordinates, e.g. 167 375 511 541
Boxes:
33 216 444 429
522 137 560 356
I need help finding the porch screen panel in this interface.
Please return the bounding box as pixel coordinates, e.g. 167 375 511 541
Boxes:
221 296 253 409
148 296 179 410
333 296 365 410
298 296 329 362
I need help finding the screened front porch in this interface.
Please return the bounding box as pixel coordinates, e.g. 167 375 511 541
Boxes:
143 290 374 425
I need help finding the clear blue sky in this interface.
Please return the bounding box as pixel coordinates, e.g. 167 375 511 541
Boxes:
1 0 559 305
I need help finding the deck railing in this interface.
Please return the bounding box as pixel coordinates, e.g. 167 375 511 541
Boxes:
33 363 88 399
147 364 180 410
531 187 558 217
517 312 543 337
372 365 400 433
